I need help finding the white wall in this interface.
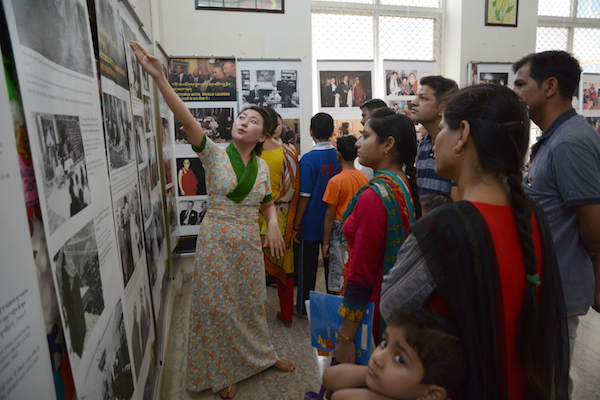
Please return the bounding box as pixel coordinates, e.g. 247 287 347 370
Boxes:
155 1 313 154
443 0 539 87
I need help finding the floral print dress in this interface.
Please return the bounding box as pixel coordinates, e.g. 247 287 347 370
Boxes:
186 137 278 393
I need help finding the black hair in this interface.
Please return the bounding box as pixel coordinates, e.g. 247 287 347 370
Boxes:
367 107 422 219
388 308 466 394
443 84 549 395
359 98 387 111
264 106 281 137
336 135 358 161
420 193 453 214
310 112 334 140
240 106 272 156
512 51 581 101
419 75 458 105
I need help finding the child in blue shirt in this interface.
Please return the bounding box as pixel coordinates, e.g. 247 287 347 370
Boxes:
293 112 341 317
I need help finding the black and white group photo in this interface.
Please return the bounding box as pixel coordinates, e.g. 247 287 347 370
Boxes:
144 95 153 133
166 188 177 233
53 221 104 360
178 199 207 226
35 112 90 234
129 285 151 380
174 107 234 144
152 200 166 257
10 0 94 78
114 189 144 287
122 20 141 100
79 300 134 400
139 165 152 221
103 92 135 171
241 69 299 109
319 71 372 108
135 115 146 165
147 136 160 190
385 69 418 96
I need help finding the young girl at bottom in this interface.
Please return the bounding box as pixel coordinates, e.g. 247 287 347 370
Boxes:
322 308 466 400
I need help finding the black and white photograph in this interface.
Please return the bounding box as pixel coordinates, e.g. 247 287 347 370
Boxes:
77 300 134 400
178 199 207 226
145 219 158 287
114 189 145 288
135 115 146 165
147 137 160 190
139 165 152 221
10 0 94 77
241 69 299 109
122 19 141 100
34 112 90 234
166 188 177 234
103 92 135 171
144 95 154 133
177 157 207 196
53 221 104 360
95 0 128 89
319 71 372 108
128 284 152 380
174 107 234 144
152 200 166 255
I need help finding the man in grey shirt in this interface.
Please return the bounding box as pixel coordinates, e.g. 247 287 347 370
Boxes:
513 50 600 398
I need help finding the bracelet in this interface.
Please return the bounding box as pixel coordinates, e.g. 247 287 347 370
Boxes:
294 227 302 232
339 332 354 342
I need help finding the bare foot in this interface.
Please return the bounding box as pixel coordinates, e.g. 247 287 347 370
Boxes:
274 358 295 372
218 383 236 399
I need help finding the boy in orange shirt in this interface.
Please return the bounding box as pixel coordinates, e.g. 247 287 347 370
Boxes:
322 135 369 295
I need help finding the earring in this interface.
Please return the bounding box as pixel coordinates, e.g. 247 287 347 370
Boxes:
453 146 464 157
384 150 388 158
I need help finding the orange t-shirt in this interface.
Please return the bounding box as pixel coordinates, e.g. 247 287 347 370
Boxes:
322 169 369 220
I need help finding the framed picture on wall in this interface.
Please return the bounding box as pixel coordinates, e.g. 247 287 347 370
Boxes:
195 0 284 13
485 0 518 27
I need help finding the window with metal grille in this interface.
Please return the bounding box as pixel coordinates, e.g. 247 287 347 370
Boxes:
537 0 600 72
311 1 442 109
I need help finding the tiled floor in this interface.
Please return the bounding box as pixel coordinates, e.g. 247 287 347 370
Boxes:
160 266 600 400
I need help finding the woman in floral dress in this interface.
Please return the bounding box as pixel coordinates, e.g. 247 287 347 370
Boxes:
131 42 294 400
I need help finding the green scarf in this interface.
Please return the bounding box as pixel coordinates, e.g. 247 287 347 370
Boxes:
192 136 265 203
225 143 258 203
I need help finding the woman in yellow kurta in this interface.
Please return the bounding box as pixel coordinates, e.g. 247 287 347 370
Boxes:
131 42 294 400
259 108 299 327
